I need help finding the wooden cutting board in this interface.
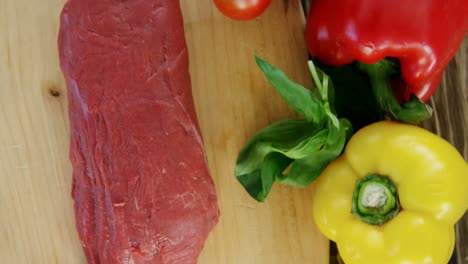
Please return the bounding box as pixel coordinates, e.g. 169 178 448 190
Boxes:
0 0 329 263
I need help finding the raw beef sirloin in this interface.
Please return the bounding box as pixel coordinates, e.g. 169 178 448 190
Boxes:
58 0 219 263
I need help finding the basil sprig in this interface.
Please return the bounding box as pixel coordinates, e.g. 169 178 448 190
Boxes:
235 56 352 202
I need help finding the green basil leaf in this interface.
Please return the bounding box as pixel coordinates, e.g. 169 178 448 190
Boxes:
235 119 323 177
278 118 351 187
237 153 292 202
255 55 325 124
235 56 353 202
259 153 292 201
235 119 334 202
235 119 328 202
313 59 382 131
236 170 263 201
308 60 340 128
308 60 335 111
279 129 328 159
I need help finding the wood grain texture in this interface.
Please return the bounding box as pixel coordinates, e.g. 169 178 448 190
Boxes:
0 0 328 263
0 0 86 263
181 1 329 263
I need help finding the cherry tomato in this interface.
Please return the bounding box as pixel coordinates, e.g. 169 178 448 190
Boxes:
213 0 272 21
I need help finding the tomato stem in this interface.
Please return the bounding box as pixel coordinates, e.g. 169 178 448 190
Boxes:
352 174 400 225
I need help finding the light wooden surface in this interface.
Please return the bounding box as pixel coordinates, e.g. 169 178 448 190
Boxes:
0 0 328 263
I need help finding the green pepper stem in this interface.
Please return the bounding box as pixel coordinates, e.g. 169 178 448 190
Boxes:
352 174 400 225
360 184 387 208
356 60 432 124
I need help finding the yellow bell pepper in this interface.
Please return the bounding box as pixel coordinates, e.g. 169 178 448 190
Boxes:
313 121 468 264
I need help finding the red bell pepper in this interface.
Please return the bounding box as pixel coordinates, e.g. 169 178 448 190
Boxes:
305 0 468 124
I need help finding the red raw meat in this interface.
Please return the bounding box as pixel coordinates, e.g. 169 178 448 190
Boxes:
58 0 219 263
